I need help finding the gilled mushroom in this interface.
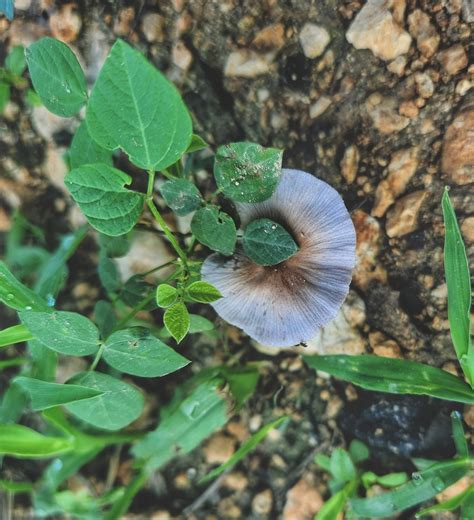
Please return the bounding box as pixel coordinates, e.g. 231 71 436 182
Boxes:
202 168 356 347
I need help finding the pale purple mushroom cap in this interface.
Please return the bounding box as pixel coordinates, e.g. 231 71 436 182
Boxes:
201 168 356 347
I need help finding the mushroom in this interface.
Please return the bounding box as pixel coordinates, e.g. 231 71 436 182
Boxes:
202 168 356 347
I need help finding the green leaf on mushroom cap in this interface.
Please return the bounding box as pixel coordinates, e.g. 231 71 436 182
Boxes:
243 218 299 266
214 142 283 203
191 206 237 256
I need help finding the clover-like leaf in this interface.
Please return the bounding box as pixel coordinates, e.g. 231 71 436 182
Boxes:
65 164 145 236
186 281 222 303
156 284 178 308
69 121 113 169
164 302 190 344
160 178 202 216
191 206 237 256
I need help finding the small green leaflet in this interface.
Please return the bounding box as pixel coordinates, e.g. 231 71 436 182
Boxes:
417 486 474 518
86 39 192 171
159 314 214 338
156 283 178 308
98 253 121 294
6 45 26 76
187 134 208 153
451 411 469 458
98 233 130 258
349 439 370 464
316 487 350 520
19 310 100 356
13 377 104 411
0 261 50 311
191 206 237 255
121 275 157 311
186 281 222 303
350 459 471 518
164 302 190 343
0 424 73 458
303 355 474 404
442 189 473 387
330 448 357 484
200 416 287 483
161 178 203 216
69 121 113 169
26 38 87 117
0 81 10 113
94 300 117 338
103 328 190 378
65 164 145 236
243 218 299 266
0 480 34 493
0 324 33 348
65 371 144 431
214 142 283 203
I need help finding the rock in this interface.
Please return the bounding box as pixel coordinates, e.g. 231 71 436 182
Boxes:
172 41 193 71
372 146 419 217
44 144 68 192
438 44 468 75
369 331 402 358
114 7 135 36
461 217 474 244
203 434 236 464
353 210 387 290
141 12 165 43
31 105 76 142
346 0 412 61
49 3 82 43
340 145 360 184
462 0 474 22
252 489 273 515
407 9 440 58
414 72 434 98
386 190 427 237
464 405 474 428
15 0 31 10
252 23 285 52
0 208 11 232
441 108 474 185
224 50 273 78
223 472 249 491
283 473 323 520
309 96 332 119
299 23 331 59
366 93 410 133
387 55 407 76
456 78 472 96
399 100 419 119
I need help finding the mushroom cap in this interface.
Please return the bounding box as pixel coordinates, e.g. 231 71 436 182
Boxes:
201 168 356 347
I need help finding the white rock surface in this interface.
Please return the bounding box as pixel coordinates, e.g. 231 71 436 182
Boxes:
299 23 331 59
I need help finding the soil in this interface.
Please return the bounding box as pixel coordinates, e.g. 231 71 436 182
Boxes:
0 1 473 519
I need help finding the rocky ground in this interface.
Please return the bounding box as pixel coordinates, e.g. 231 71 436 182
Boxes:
0 0 473 519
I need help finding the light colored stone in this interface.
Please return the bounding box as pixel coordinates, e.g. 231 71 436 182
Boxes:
223 472 249 491
387 55 407 75
386 190 427 237
464 405 474 428
399 100 419 119
461 217 474 244
224 50 273 78
462 0 474 22
141 12 165 42
49 3 82 43
346 0 412 61
438 44 468 75
16 0 31 10
456 78 472 96
283 473 323 520
203 434 236 465
114 7 135 36
366 93 410 133
369 331 402 358
407 9 440 58
340 145 360 184
31 105 76 141
172 41 192 71
309 96 332 119
252 23 285 51
0 208 11 232
252 489 273 515
299 23 331 59
441 108 474 185
414 72 434 98
372 147 419 217
43 144 68 192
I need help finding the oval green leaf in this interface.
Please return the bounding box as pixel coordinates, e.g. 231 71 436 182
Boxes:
103 327 190 377
70 121 113 169
26 37 87 117
164 302 190 344
0 324 34 348
243 218 299 266
214 142 283 203
0 424 73 458
86 39 192 171
191 206 237 256
65 164 145 236
156 283 178 308
65 371 144 430
160 178 203 216
186 281 222 303
19 310 99 356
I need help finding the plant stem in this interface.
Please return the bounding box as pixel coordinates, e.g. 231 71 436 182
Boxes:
89 343 105 371
112 291 155 334
104 469 148 520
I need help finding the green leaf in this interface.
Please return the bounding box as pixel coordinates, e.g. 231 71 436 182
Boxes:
103 327 190 377
376 472 409 488
187 134 208 153
442 189 473 386
0 261 50 311
214 142 283 203
69 121 113 169
243 218 299 266
330 448 357 483
417 487 474 517
0 81 10 113
200 416 287 483
19 310 100 356
65 371 144 431
350 459 470 518
315 453 332 472
13 376 104 411
132 378 229 470
164 302 190 343
191 206 237 255
349 439 370 464
98 253 121 294
86 39 192 171
26 88 42 107
94 300 117 338
98 233 130 258
219 365 260 409
25 37 87 117
0 479 34 493
451 411 468 458
316 482 356 520
189 314 214 333
0 424 73 458
186 281 222 303
0 357 27 370
6 45 26 76
0 324 34 348
160 178 203 216
461 489 474 520
121 275 157 311
156 283 178 308
65 164 145 236
303 355 474 404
